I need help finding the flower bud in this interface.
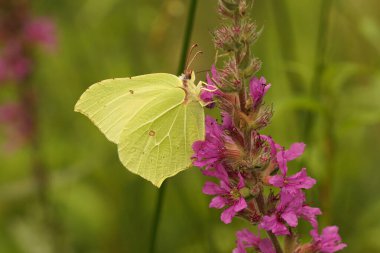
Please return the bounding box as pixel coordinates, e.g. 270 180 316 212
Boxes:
242 57 262 78
238 0 253 17
218 0 238 16
239 187 251 198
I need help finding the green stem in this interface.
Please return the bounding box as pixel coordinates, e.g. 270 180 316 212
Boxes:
255 193 283 253
177 0 199 75
302 0 334 225
18 79 64 252
302 0 333 144
269 0 304 94
148 0 198 252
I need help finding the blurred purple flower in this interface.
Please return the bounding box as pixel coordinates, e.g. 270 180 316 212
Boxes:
311 226 347 253
0 43 31 82
0 58 6 82
0 102 32 150
249 76 271 109
24 17 57 50
202 165 247 224
233 229 275 253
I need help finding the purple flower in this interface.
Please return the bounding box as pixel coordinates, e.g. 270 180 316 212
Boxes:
260 135 278 160
260 189 322 236
269 168 316 194
192 114 241 170
24 18 57 50
276 142 306 171
249 76 271 109
200 65 222 107
202 165 247 224
192 116 225 168
269 143 316 193
233 229 275 253
311 226 347 253
259 215 290 235
299 205 321 229
260 190 305 235
0 43 31 81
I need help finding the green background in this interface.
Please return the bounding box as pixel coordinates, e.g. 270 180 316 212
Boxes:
1 0 380 252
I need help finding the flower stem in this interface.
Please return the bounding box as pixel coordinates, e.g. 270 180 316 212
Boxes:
18 78 64 253
255 192 283 253
148 0 198 252
267 231 283 253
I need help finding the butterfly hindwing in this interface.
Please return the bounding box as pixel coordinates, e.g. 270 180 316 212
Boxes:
118 93 204 187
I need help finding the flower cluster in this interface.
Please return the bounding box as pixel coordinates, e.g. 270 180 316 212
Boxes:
192 0 346 252
0 1 56 149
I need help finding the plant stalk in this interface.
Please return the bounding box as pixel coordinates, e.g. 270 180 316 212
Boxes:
302 0 334 225
302 0 333 143
148 0 198 252
255 192 283 253
269 0 304 94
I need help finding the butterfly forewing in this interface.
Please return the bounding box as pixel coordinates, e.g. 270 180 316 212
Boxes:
74 73 182 144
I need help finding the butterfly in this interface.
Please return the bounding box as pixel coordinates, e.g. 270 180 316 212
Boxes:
74 48 207 187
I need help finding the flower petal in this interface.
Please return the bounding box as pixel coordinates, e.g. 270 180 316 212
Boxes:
221 205 236 224
234 197 247 212
258 239 276 253
285 143 305 160
269 175 284 187
282 212 298 227
209 196 227 209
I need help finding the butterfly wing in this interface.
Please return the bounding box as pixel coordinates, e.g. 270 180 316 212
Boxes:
74 73 182 144
118 94 205 187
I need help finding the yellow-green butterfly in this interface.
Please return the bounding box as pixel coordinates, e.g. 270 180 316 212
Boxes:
74 69 206 187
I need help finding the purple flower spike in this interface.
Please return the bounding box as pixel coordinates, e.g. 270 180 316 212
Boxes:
233 229 275 253
311 226 347 253
249 76 271 109
202 166 247 224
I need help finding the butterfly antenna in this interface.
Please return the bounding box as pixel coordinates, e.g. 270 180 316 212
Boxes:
185 44 198 70
195 69 211 74
187 50 203 70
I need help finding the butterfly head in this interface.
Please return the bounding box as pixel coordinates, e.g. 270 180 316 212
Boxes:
181 70 195 82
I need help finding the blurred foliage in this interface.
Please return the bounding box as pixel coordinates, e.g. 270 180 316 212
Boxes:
1 0 380 252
